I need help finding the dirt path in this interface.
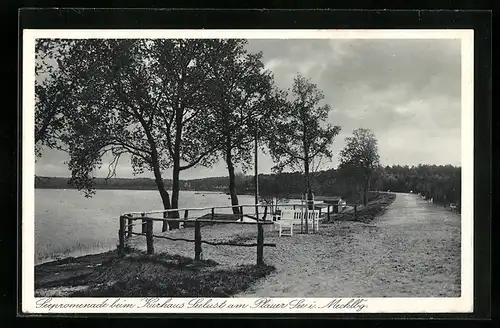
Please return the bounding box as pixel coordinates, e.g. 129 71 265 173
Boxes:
236 193 461 297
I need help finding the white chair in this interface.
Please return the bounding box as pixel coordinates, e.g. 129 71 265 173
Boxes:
302 210 320 233
270 209 281 231
278 210 300 237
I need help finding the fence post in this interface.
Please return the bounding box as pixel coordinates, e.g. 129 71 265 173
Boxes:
141 212 146 233
146 219 154 255
327 205 331 222
127 216 133 238
300 211 304 234
256 222 264 266
183 210 189 229
354 205 357 220
318 207 322 229
317 207 322 232
118 216 125 255
304 208 309 234
194 221 202 260
211 207 215 220
240 206 244 221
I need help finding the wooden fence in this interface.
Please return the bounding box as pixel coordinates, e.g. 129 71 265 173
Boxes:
118 202 348 265
123 202 341 230
118 214 275 266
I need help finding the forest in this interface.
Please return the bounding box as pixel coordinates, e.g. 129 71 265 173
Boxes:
36 163 461 208
234 164 461 207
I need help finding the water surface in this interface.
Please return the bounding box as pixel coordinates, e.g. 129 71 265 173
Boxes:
34 189 260 263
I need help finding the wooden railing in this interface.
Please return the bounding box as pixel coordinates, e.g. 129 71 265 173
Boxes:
121 202 341 226
118 202 352 265
118 204 279 266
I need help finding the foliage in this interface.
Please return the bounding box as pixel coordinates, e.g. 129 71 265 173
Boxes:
204 39 286 213
35 39 255 230
35 40 460 215
339 128 380 176
377 164 461 208
339 128 380 205
34 39 75 157
266 74 341 201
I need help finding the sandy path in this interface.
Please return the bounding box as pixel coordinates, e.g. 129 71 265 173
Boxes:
238 193 461 297
128 193 461 297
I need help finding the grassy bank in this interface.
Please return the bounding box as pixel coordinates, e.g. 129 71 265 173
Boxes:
35 249 275 297
324 192 396 223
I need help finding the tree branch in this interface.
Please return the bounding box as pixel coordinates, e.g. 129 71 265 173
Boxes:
179 144 219 171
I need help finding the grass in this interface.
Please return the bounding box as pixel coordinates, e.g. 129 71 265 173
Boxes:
35 248 275 297
36 239 114 264
73 263 275 297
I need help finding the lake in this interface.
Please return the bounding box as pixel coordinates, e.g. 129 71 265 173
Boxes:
34 189 294 264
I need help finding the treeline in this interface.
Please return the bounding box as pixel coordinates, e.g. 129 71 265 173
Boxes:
36 176 241 191
36 164 460 207
36 177 164 190
375 164 461 206
34 176 215 191
238 164 461 206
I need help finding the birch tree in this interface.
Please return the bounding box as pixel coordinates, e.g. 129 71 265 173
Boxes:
206 39 286 214
267 74 341 222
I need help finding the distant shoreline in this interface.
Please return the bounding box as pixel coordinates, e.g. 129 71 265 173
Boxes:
35 186 226 193
35 187 259 197
34 188 335 200
35 176 239 194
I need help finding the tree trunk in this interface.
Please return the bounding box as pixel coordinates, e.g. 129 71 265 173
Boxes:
363 176 370 206
226 148 241 215
304 159 313 210
135 112 174 232
302 117 313 212
151 156 172 232
165 106 183 231
303 157 312 234
167 163 181 231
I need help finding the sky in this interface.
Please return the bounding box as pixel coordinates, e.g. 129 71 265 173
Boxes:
35 38 462 180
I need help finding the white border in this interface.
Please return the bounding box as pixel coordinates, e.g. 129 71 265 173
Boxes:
22 29 474 314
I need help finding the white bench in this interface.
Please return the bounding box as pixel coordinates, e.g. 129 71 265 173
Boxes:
278 209 320 236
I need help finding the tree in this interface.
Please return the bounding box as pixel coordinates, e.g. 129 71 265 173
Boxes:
207 39 285 214
148 39 222 229
38 39 223 231
56 39 174 232
35 39 75 158
267 74 341 232
339 128 380 206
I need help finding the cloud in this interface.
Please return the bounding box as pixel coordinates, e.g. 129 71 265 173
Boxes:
35 37 462 178
247 38 461 168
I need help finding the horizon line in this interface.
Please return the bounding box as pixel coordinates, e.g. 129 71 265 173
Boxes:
35 163 462 181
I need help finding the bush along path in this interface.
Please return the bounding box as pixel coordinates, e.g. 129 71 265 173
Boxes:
321 192 396 223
